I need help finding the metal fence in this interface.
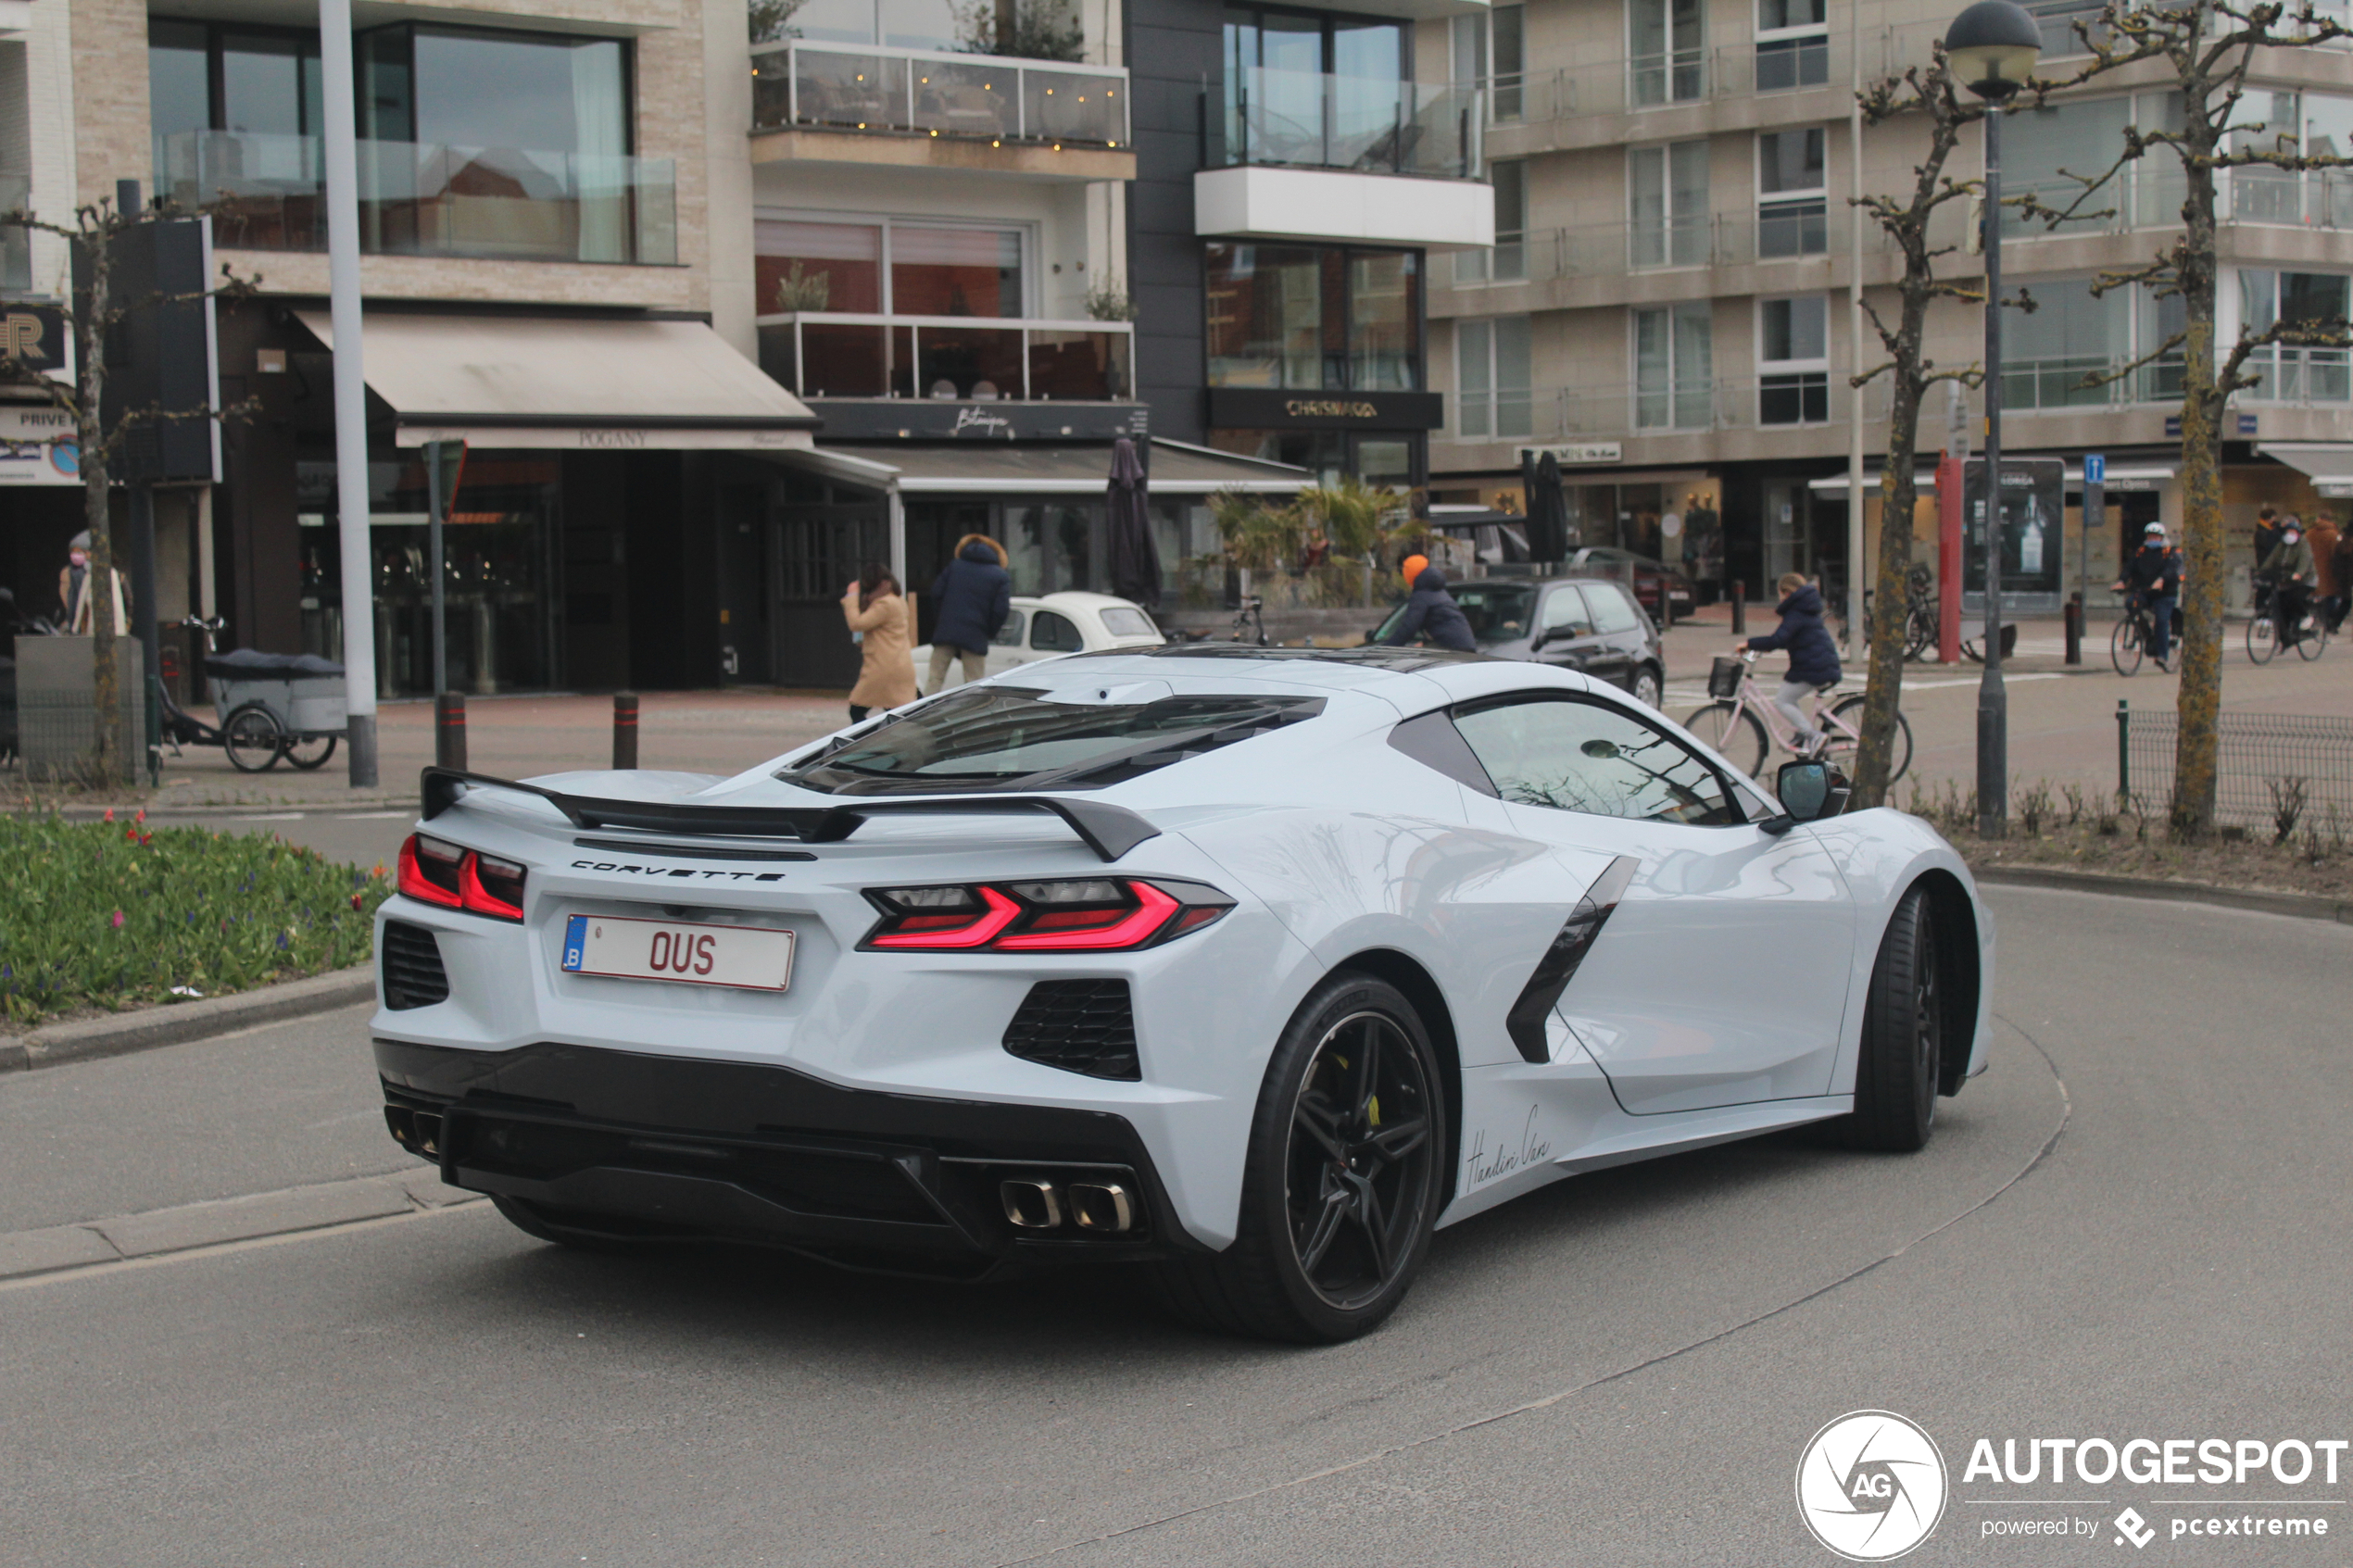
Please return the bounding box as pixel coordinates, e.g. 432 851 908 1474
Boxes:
2116 705 2353 830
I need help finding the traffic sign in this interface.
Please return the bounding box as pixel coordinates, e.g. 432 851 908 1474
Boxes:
2083 453 2105 485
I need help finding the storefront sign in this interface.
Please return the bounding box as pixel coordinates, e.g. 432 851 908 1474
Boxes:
1 303 70 381
0 405 80 485
800 398 1150 442
397 425 816 451
1529 442 1623 465
1205 387 1442 431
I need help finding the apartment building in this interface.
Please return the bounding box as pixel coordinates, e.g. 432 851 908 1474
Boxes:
1428 0 2353 608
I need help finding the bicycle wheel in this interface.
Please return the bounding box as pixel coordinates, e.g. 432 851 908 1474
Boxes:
1688 701 1768 776
1827 696 1912 784
2246 614 2278 665
283 732 339 770
2296 617 2328 660
2110 614 2144 676
1905 606 1936 660
221 704 285 772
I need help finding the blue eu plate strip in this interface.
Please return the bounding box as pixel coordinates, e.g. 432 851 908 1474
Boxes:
561 914 587 972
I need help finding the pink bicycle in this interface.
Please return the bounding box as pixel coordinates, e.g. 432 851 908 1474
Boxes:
1687 651 1912 782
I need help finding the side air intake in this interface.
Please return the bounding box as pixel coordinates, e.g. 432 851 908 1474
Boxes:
1001 980 1139 1080
381 921 450 1010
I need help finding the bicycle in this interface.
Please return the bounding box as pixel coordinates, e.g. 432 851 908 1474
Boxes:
2109 594 2172 676
2246 578 2327 665
1688 651 1912 783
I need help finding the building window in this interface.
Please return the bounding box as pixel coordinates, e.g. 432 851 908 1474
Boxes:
1226 6 1420 172
1629 0 1704 107
786 0 963 53
1634 301 1711 429
756 218 1026 318
1629 140 1708 268
1457 316 1533 439
2238 270 2352 403
2007 93 2179 234
1755 0 1828 90
1998 276 2184 408
1453 5 1524 123
2232 91 2353 227
1757 128 1827 257
1204 242 1423 392
2026 0 2108 58
1759 295 1828 425
1453 157 1524 286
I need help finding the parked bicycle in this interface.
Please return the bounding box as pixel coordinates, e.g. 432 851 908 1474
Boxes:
1688 650 1912 783
1230 595 1269 646
2246 578 2328 665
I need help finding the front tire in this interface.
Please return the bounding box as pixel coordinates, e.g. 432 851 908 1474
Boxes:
2111 615 2144 676
1828 885 1944 1152
2247 613 2278 665
1151 974 1444 1343
221 704 284 772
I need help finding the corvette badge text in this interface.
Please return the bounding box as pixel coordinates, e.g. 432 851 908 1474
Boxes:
1797 1411 2345 1558
573 859 788 883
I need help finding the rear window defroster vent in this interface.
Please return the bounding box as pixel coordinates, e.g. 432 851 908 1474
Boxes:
1002 980 1139 1080
381 921 450 1010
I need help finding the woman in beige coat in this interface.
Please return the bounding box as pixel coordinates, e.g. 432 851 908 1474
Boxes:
841 567 917 721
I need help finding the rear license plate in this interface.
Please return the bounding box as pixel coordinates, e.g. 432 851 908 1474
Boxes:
560 914 796 992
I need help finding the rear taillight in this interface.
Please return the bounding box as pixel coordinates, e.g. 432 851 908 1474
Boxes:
396 834 526 922
862 878 1230 953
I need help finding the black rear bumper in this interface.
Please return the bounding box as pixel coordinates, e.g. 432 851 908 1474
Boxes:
375 1038 1197 1278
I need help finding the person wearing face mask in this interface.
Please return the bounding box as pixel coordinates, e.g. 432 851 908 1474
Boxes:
2259 518 2317 646
56 532 127 635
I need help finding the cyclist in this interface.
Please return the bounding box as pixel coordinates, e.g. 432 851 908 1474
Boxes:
1735 571 1841 756
2112 521 2183 671
2259 518 2317 646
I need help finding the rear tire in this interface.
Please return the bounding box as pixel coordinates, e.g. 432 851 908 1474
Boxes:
1826 885 1944 1153
1630 665 1663 709
1824 696 1910 784
1150 974 1444 1344
221 704 284 772
2295 616 2328 661
283 732 337 770
1689 700 1768 775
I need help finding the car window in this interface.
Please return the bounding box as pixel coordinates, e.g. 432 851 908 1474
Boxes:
1030 610 1084 652
990 611 1026 648
1584 583 1642 634
1450 696 1742 826
1099 607 1159 638
1539 588 1595 634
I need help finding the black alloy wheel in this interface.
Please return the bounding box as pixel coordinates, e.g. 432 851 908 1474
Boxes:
1151 974 1445 1343
1828 884 1945 1152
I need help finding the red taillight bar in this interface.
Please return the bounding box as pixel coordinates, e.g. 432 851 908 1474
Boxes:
997 882 1180 951
396 834 462 909
862 879 1227 953
396 834 526 922
869 885 1022 949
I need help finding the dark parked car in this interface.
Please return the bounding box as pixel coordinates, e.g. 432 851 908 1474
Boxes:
1567 547 1696 623
1369 575 1667 708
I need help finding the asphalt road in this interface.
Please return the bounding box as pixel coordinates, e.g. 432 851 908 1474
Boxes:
1 886 2346 1566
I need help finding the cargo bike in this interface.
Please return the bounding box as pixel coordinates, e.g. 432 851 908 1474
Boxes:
160 621 346 772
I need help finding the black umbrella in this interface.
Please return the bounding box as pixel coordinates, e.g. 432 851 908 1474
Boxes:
1105 436 1162 608
1523 451 1571 563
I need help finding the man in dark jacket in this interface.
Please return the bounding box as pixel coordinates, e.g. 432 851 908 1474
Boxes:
1739 572 1841 753
925 535 1012 692
1380 566 1478 653
2113 521 2183 667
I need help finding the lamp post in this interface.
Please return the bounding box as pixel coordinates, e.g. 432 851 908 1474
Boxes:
1945 0 2041 840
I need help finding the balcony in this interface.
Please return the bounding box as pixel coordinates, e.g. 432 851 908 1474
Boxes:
2001 357 2184 412
1442 210 1848 291
1445 378 1893 446
749 42 1132 181
154 132 676 265
756 312 1132 402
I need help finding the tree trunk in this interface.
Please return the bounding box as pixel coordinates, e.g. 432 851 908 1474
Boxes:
76 237 118 780
1852 369 1926 807
2171 158 2223 836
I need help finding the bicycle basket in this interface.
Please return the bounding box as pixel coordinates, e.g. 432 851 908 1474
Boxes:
1707 656 1744 699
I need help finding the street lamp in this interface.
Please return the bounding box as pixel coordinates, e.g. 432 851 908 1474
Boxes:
1945 0 2040 839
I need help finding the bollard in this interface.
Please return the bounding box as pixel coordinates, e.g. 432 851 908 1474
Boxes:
2115 698 2130 805
1730 580 1746 637
2063 594 2082 666
434 691 466 771
612 691 638 771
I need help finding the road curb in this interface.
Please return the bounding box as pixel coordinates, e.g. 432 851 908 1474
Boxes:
1969 863 2353 924
0 966 376 1074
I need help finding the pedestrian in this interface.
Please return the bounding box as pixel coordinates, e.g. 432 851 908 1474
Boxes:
1738 572 1841 754
2331 521 2353 633
2308 512 2342 631
2259 519 2317 645
840 564 915 723
57 531 125 635
2253 505 2282 571
1299 528 1330 574
1379 561 1477 652
925 533 1011 694
2112 522 2183 670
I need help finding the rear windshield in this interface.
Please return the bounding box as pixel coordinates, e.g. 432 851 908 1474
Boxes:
1100 607 1160 638
780 685 1323 796
1371 582 1538 645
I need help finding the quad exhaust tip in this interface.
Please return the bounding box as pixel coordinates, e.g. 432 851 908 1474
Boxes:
998 1177 1135 1234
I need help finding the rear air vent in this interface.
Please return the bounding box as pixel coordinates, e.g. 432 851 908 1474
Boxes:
1002 980 1139 1080
381 921 450 1010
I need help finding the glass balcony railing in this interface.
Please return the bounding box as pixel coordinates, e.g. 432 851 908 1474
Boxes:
153 131 678 264
1444 210 1850 287
0 173 31 292
1447 378 1891 443
1226 68 1483 180
750 41 1128 148
755 312 1133 402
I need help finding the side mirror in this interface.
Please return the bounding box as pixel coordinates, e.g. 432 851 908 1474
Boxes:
1761 759 1852 834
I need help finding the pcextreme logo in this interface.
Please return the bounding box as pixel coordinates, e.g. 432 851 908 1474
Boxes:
1797 1411 1950 1562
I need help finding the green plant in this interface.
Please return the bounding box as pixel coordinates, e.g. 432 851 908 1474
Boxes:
1084 277 1139 322
950 0 1085 61
2267 775 2309 847
2017 783 2054 838
1294 478 1406 558
0 815 389 1024
1211 488 1305 573
774 260 831 313
749 0 808 43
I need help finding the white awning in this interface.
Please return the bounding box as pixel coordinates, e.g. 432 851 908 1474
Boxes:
2258 443 2353 495
295 310 818 451
774 439 1310 495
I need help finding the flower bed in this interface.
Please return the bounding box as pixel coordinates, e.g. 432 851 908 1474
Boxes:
0 813 389 1025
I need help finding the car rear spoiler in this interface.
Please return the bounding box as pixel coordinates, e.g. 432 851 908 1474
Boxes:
420 767 1162 863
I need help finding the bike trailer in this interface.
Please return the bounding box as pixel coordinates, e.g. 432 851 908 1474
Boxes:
1707 656 1744 699
204 648 347 736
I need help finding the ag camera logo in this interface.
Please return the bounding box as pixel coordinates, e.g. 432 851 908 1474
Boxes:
1797 1411 1949 1561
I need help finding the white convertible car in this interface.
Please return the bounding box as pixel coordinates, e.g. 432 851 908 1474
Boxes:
911 590 1164 690
373 647 1993 1343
